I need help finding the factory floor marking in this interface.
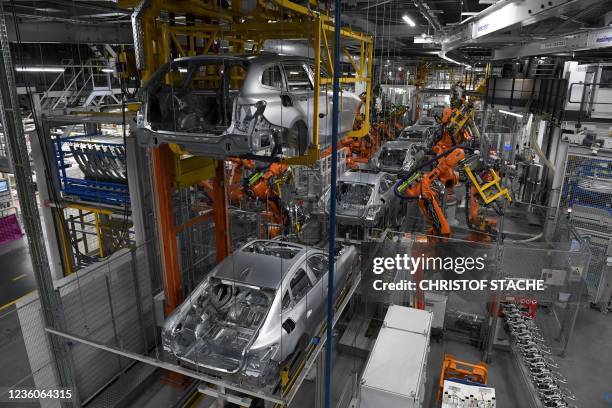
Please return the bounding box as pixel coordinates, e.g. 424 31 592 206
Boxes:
0 290 35 313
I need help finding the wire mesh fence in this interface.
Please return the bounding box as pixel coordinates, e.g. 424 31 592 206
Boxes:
0 304 47 407
558 150 612 307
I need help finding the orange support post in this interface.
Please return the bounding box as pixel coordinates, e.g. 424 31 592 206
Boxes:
151 145 183 315
211 160 231 262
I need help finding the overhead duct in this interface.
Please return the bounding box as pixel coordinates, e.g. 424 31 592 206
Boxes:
413 0 443 33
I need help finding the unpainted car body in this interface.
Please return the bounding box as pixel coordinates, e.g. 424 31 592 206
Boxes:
137 54 361 158
399 116 437 143
371 140 420 175
162 239 357 389
320 169 404 228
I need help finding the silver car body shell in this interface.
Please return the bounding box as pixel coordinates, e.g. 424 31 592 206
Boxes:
321 170 400 227
372 140 419 174
399 123 434 142
136 54 361 158
162 239 357 386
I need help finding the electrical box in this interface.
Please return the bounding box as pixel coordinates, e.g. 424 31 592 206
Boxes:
441 380 496 407
360 306 432 408
425 292 448 330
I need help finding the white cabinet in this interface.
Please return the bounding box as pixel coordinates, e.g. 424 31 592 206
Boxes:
360 306 432 408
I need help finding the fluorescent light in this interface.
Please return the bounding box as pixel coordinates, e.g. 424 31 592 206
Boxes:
101 68 114 73
498 109 523 118
461 12 479 16
402 15 416 27
16 66 65 73
439 53 469 67
414 36 435 43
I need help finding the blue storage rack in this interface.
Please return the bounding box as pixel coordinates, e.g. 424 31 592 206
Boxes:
54 134 130 206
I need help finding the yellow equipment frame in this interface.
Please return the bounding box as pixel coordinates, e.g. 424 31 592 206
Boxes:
124 0 373 166
465 165 512 205
125 0 373 317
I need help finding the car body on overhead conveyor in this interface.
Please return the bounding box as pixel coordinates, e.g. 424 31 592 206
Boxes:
136 54 362 159
399 116 437 143
371 140 422 176
320 169 404 229
162 239 357 390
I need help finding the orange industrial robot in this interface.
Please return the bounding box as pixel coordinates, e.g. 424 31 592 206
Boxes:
394 81 511 242
203 159 292 238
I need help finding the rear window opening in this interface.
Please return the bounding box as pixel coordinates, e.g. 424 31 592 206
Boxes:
147 60 247 134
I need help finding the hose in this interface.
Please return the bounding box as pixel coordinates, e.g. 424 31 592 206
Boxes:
529 118 554 172
507 232 543 243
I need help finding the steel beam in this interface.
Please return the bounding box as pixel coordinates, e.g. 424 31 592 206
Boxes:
440 0 602 53
493 26 612 59
0 8 79 407
6 19 132 44
45 327 284 405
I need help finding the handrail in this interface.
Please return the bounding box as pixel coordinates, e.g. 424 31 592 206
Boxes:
39 58 117 110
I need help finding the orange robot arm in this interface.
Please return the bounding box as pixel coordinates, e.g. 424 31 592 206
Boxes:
397 148 465 237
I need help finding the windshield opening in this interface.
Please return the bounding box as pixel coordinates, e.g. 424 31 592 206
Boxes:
380 149 407 166
337 182 373 205
418 116 435 126
242 241 302 259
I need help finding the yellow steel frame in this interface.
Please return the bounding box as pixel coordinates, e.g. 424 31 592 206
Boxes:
65 203 114 259
464 165 512 205
129 0 373 166
126 0 373 316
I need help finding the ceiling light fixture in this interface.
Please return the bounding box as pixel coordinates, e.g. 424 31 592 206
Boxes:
461 12 479 16
402 15 416 27
16 66 65 73
438 53 470 68
498 109 523 118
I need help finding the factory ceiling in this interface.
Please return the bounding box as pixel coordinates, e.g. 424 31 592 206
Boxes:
2 0 611 62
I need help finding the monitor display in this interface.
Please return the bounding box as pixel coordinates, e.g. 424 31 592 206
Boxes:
0 179 8 193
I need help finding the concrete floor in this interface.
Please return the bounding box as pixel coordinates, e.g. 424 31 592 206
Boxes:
0 237 38 407
119 306 612 408
0 237 36 307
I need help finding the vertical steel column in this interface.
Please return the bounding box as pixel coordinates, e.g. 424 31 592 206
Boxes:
151 144 183 314
29 94 64 280
0 8 78 406
212 160 231 262
315 350 325 408
325 1 342 407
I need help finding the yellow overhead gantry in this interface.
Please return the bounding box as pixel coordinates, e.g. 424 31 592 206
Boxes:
124 0 373 313
125 0 373 165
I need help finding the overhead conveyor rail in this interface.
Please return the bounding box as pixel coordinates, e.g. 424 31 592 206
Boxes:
438 0 605 60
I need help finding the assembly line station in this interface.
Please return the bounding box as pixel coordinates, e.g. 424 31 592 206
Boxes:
0 0 612 407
